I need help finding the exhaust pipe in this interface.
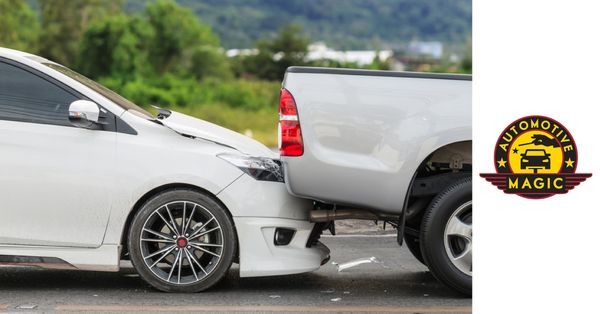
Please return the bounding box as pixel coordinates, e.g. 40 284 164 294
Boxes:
309 209 398 222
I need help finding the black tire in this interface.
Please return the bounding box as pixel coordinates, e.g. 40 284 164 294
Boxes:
420 177 472 296
128 189 236 293
404 233 426 265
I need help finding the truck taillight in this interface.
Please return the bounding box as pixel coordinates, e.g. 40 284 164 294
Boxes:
278 89 304 156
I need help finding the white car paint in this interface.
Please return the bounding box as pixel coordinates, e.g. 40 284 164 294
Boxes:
0 47 328 276
160 111 277 158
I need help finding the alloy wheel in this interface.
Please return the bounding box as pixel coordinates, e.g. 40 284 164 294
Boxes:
139 201 224 285
443 200 472 276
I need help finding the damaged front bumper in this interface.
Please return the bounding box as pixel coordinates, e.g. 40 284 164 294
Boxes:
233 217 330 277
217 173 330 277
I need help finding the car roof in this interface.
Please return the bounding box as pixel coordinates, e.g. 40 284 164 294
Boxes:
0 47 54 64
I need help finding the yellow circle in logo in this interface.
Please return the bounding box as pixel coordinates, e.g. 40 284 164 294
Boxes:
508 130 563 174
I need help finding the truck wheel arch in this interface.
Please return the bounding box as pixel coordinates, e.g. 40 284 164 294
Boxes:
404 140 472 224
428 141 472 171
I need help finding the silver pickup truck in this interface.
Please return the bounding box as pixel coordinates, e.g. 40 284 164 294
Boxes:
278 67 472 295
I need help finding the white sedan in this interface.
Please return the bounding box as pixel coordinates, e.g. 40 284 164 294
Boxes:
0 48 329 292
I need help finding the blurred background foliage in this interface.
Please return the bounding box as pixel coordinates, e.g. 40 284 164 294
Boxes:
125 0 472 51
0 0 471 146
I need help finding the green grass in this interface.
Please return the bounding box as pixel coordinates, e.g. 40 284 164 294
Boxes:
158 104 279 147
110 77 282 147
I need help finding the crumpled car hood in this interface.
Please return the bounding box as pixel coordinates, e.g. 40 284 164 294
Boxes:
159 111 277 158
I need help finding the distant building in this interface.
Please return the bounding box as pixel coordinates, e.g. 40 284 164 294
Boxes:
407 41 443 59
389 60 406 72
306 42 393 66
225 42 393 66
225 48 258 58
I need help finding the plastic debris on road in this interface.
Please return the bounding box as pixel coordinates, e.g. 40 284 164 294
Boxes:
16 304 38 310
269 295 281 299
331 256 388 272
330 298 342 302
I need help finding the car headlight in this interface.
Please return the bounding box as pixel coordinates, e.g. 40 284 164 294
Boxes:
218 153 284 182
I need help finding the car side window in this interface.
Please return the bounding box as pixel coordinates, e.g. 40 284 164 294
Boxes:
0 61 78 126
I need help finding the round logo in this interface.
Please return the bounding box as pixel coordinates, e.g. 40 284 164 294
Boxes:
481 115 591 199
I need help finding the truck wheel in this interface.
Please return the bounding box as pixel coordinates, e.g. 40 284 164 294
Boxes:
420 177 472 295
128 189 236 292
403 233 426 265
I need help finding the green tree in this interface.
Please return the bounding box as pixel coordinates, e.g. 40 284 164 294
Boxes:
143 0 231 79
38 0 123 66
78 14 152 80
78 0 230 82
366 52 391 71
243 24 310 80
76 0 233 108
0 0 39 52
460 37 472 74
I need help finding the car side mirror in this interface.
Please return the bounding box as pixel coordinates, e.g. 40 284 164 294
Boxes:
68 100 100 128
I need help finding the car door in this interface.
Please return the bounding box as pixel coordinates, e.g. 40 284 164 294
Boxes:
0 60 116 248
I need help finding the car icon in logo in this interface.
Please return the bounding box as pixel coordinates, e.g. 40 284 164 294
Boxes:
520 148 550 172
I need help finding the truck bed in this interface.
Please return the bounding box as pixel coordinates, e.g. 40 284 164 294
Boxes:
280 67 472 214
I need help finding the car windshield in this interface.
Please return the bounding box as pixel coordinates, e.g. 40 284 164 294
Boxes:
525 150 546 156
42 63 154 119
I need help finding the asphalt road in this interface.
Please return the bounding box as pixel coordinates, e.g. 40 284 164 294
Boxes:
0 236 471 313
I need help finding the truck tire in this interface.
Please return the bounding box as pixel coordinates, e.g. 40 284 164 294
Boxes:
404 233 426 265
420 177 472 295
128 189 236 292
